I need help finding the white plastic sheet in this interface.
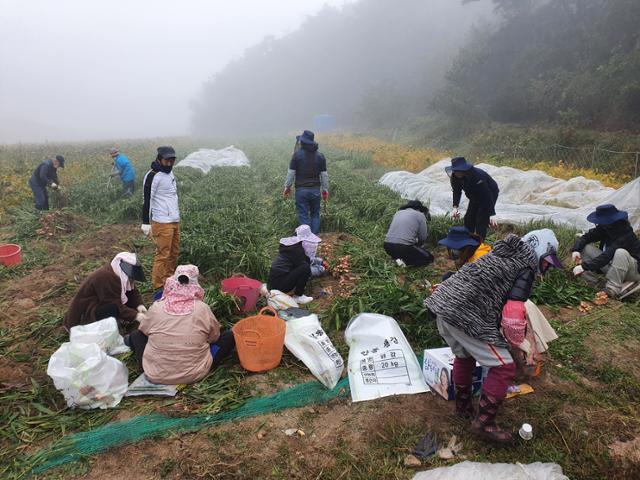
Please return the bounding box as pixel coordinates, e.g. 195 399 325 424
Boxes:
47 342 129 409
345 313 428 402
412 461 569 480
285 314 344 389
176 146 250 173
69 317 129 355
125 373 178 397
379 159 640 231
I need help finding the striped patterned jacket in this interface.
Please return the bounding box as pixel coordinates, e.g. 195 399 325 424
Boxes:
425 234 537 347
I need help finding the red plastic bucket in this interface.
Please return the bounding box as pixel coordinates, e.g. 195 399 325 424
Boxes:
221 274 263 312
0 244 22 267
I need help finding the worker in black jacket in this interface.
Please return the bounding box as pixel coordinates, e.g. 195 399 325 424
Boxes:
267 237 313 305
446 156 499 240
28 155 65 211
572 204 640 299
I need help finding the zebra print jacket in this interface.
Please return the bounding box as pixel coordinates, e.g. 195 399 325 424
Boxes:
424 234 537 347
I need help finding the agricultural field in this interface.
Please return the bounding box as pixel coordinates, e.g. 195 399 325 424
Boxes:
1 138 640 480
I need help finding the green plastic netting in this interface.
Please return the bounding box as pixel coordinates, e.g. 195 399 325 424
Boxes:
28 378 350 475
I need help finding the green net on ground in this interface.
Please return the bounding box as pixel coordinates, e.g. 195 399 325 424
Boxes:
28 378 350 475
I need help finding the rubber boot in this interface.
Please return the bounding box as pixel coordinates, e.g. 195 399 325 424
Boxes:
453 356 476 419
471 393 514 445
454 384 474 419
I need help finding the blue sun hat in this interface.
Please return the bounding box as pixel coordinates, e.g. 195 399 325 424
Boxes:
438 226 481 250
445 156 473 175
296 130 316 145
586 204 628 225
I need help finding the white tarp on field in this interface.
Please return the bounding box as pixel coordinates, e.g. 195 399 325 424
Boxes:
176 146 250 173
379 158 640 232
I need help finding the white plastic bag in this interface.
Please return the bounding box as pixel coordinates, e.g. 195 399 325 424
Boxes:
412 461 569 480
266 290 299 310
345 313 429 402
47 342 129 409
285 314 344 389
69 317 130 355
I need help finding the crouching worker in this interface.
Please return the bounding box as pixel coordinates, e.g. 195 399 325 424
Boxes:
572 204 640 299
125 265 236 384
384 200 434 267
64 252 146 331
268 235 313 305
424 231 560 444
438 226 491 278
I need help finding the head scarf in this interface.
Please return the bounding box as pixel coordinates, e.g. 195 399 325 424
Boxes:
162 265 205 315
110 252 138 304
295 224 321 259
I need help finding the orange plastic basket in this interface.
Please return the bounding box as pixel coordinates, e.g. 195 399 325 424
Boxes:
232 307 285 372
0 244 22 267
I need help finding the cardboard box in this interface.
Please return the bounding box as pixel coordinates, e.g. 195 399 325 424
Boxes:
422 347 487 400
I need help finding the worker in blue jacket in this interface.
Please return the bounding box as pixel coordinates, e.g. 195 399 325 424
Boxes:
109 148 136 196
446 157 499 240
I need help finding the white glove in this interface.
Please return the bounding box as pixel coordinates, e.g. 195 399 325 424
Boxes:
573 265 584 276
135 312 147 322
137 305 147 313
50 183 58 189
489 216 498 228
452 207 460 220
572 252 581 264
141 224 151 236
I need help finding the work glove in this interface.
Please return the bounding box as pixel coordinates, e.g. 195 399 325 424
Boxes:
137 305 147 313
50 183 58 189
322 190 329 201
489 216 498 228
573 265 584 276
141 224 151 236
571 251 581 264
501 299 527 347
283 187 291 199
135 312 147 322
451 207 460 220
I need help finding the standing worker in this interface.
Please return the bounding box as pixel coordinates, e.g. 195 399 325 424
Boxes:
142 146 180 300
447 156 499 240
283 130 329 235
28 155 65 211
109 148 136 197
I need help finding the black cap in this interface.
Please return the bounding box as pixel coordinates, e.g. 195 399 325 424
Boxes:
120 260 145 282
157 146 176 160
55 155 65 168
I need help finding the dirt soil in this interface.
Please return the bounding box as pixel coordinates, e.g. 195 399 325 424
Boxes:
0 223 145 385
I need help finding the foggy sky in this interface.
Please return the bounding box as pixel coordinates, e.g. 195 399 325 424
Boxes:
0 0 352 143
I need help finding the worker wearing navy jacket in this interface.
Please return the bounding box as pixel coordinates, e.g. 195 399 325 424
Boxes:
28 155 65 211
447 156 499 239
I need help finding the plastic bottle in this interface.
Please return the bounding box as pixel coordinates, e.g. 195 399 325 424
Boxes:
519 423 533 440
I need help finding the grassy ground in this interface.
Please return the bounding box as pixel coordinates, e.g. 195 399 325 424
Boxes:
1 138 639 479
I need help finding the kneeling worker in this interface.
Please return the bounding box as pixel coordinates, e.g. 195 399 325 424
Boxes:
64 252 147 331
572 204 640 299
384 200 433 266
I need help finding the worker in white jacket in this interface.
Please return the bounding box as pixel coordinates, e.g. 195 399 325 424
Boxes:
142 146 180 299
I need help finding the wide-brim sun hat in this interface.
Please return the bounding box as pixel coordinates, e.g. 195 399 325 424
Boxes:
586 204 628 225
438 226 480 250
445 156 473 175
296 130 316 145
295 224 321 243
279 236 303 246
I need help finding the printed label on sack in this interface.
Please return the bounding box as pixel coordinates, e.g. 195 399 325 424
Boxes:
359 348 410 385
309 328 343 368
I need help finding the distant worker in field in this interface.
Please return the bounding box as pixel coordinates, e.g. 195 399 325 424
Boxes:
28 155 64 211
447 156 499 240
572 204 640 300
109 147 136 196
142 146 180 300
383 200 434 266
283 130 329 234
